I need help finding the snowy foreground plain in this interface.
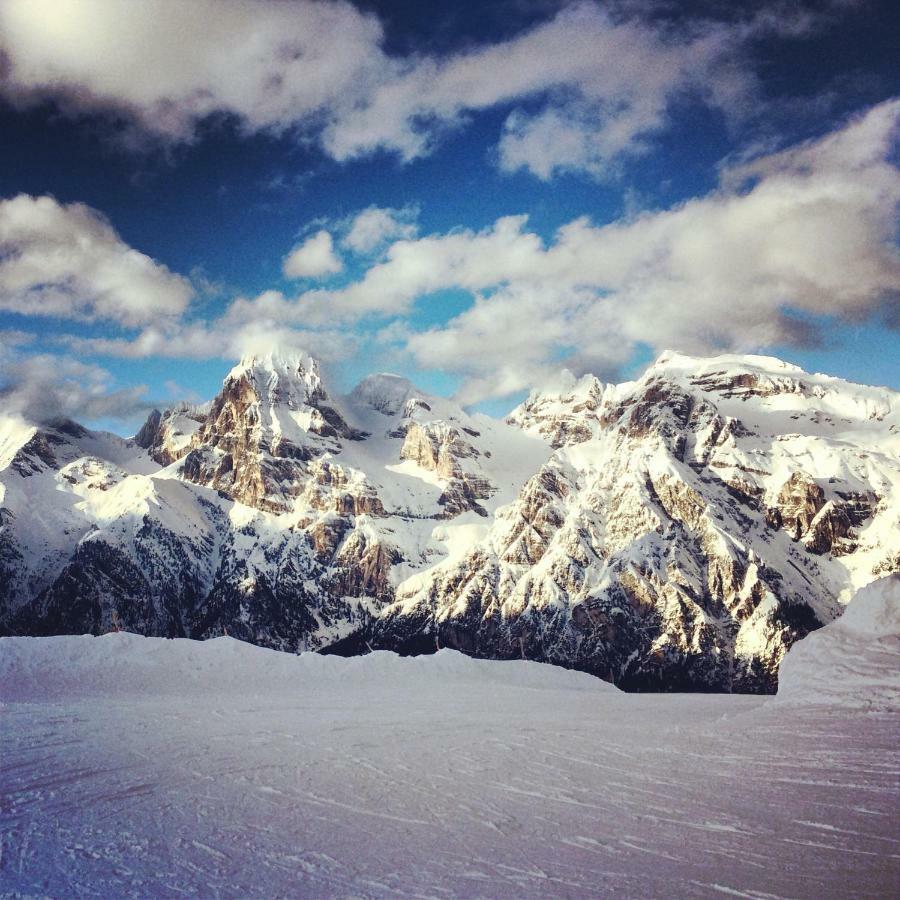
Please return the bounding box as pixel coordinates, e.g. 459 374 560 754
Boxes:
1 579 898 899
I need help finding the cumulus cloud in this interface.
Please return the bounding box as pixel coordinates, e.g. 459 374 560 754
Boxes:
407 282 627 402
327 99 899 400
0 194 194 325
282 230 342 279
292 214 542 322
499 107 603 181
414 100 900 399
0 351 150 424
0 0 387 146
61 100 900 404
0 0 831 178
322 3 768 176
342 206 418 255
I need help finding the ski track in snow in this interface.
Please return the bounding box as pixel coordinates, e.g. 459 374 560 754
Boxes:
1 642 898 899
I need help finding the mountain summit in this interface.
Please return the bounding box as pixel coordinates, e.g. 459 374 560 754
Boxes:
2 351 897 691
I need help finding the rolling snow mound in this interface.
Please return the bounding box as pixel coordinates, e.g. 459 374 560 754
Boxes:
0 634 616 703
776 575 900 709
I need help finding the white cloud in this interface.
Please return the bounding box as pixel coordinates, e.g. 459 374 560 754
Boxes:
0 328 36 350
407 282 627 403
303 214 543 322
342 206 418 255
282 230 342 280
67 289 356 366
0 194 194 325
0 0 824 179
321 4 743 172
340 100 900 400
63 101 899 405
0 351 150 424
0 0 388 145
499 107 603 181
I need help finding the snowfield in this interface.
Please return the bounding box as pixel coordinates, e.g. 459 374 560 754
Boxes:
776 576 900 711
1 578 898 898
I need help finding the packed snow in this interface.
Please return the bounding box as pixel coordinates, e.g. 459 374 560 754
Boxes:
776 574 900 710
2 584 898 898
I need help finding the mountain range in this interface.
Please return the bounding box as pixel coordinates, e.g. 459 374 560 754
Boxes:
1 349 897 692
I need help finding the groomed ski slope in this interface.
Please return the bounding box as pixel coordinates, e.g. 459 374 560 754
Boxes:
1 577 898 899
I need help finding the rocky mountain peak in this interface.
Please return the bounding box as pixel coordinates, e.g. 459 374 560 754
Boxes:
227 349 328 409
134 409 163 448
134 403 209 466
348 373 469 430
168 348 366 511
350 373 427 417
649 349 805 377
507 370 610 447
644 350 825 406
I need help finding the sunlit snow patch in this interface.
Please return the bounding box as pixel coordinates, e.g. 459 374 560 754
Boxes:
775 574 900 709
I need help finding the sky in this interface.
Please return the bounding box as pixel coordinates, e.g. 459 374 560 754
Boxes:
0 0 897 432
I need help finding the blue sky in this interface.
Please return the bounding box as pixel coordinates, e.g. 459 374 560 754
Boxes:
0 0 897 431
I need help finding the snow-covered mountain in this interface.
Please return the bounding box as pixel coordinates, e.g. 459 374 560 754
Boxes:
379 352 900 690
2 349 897 691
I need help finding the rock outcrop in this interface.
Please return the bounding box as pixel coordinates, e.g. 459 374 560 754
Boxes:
134 404 208 466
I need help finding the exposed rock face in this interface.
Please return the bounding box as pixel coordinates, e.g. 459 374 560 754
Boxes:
2 350 898 692
135 404 208 466
508 373 606 447
175 352 366 512
400 422 494 516
768 472 826 537
765 472 878 559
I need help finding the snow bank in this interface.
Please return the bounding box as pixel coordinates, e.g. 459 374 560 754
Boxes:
0 635 615 703
776 575 900 709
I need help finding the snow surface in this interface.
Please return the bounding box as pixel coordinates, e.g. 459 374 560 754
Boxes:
2 631 897 898
0 414 35 473
776 575 900 710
